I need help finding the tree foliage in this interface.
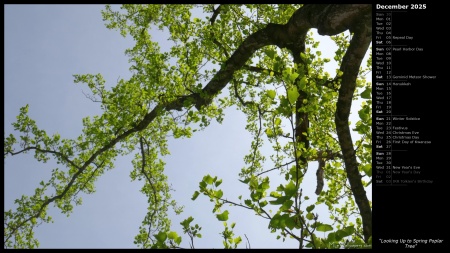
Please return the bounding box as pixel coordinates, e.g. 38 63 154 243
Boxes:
4 4 372 249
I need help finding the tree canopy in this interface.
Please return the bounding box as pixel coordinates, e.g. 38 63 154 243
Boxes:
4 4 372 249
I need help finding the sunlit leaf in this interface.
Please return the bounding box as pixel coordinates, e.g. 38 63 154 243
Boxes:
168 231 178 240
203 175 214 185
287 86 300 104
298 76 307 90
362 164 372 177
155 231 167 242
215 189 223 199
216 210 229 221
316 223 333 232
266 90 276 100
284 181 297 197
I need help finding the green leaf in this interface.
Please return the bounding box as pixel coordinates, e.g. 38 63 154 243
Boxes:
285 216 296 230
343 226 355 236
270 191 282 198
259 200 268 208
215 179 223 187
259 178 270 191
316 223 333 232
155 231 167 242
191 191 200 200
174 236 182 245
216 210 229 221
306 204 315 212
203 174 214 185
335 230 346 241
277 96 291 117
215 189 223 199
284 181 297 197
238 178 250 184
250 191 262 201
290 72 299 83
269 195 288 205
274 118 281 126
168 231 178 240
306 212 315 220
360 87 371 99
265 128 274 138
363 144 372 150
180 216 194 228
298 76 307 90
266 89 276 99
278 214 289 229
265 49 275 59
358 108 369 121
273 61 281 72
362 164 372 177
234 236 242 244
326 232 336 244
269 214 282 228
249 176 258 190
280 199 294 213
287 86 299 104
300 52 307 62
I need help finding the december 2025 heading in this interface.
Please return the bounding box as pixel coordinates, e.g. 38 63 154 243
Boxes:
376 4 426 10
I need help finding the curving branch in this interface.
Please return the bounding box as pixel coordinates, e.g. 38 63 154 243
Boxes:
139 137 159 246
209 5 222 25
334 7 372 242
165 5 371 111
6 146 80 171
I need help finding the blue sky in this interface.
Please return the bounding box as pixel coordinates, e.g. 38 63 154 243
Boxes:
4 5 371 249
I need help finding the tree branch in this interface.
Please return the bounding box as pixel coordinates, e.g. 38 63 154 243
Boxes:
7 146 80 171
334 6 372 243
209 5 222 25
139 137 159 246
